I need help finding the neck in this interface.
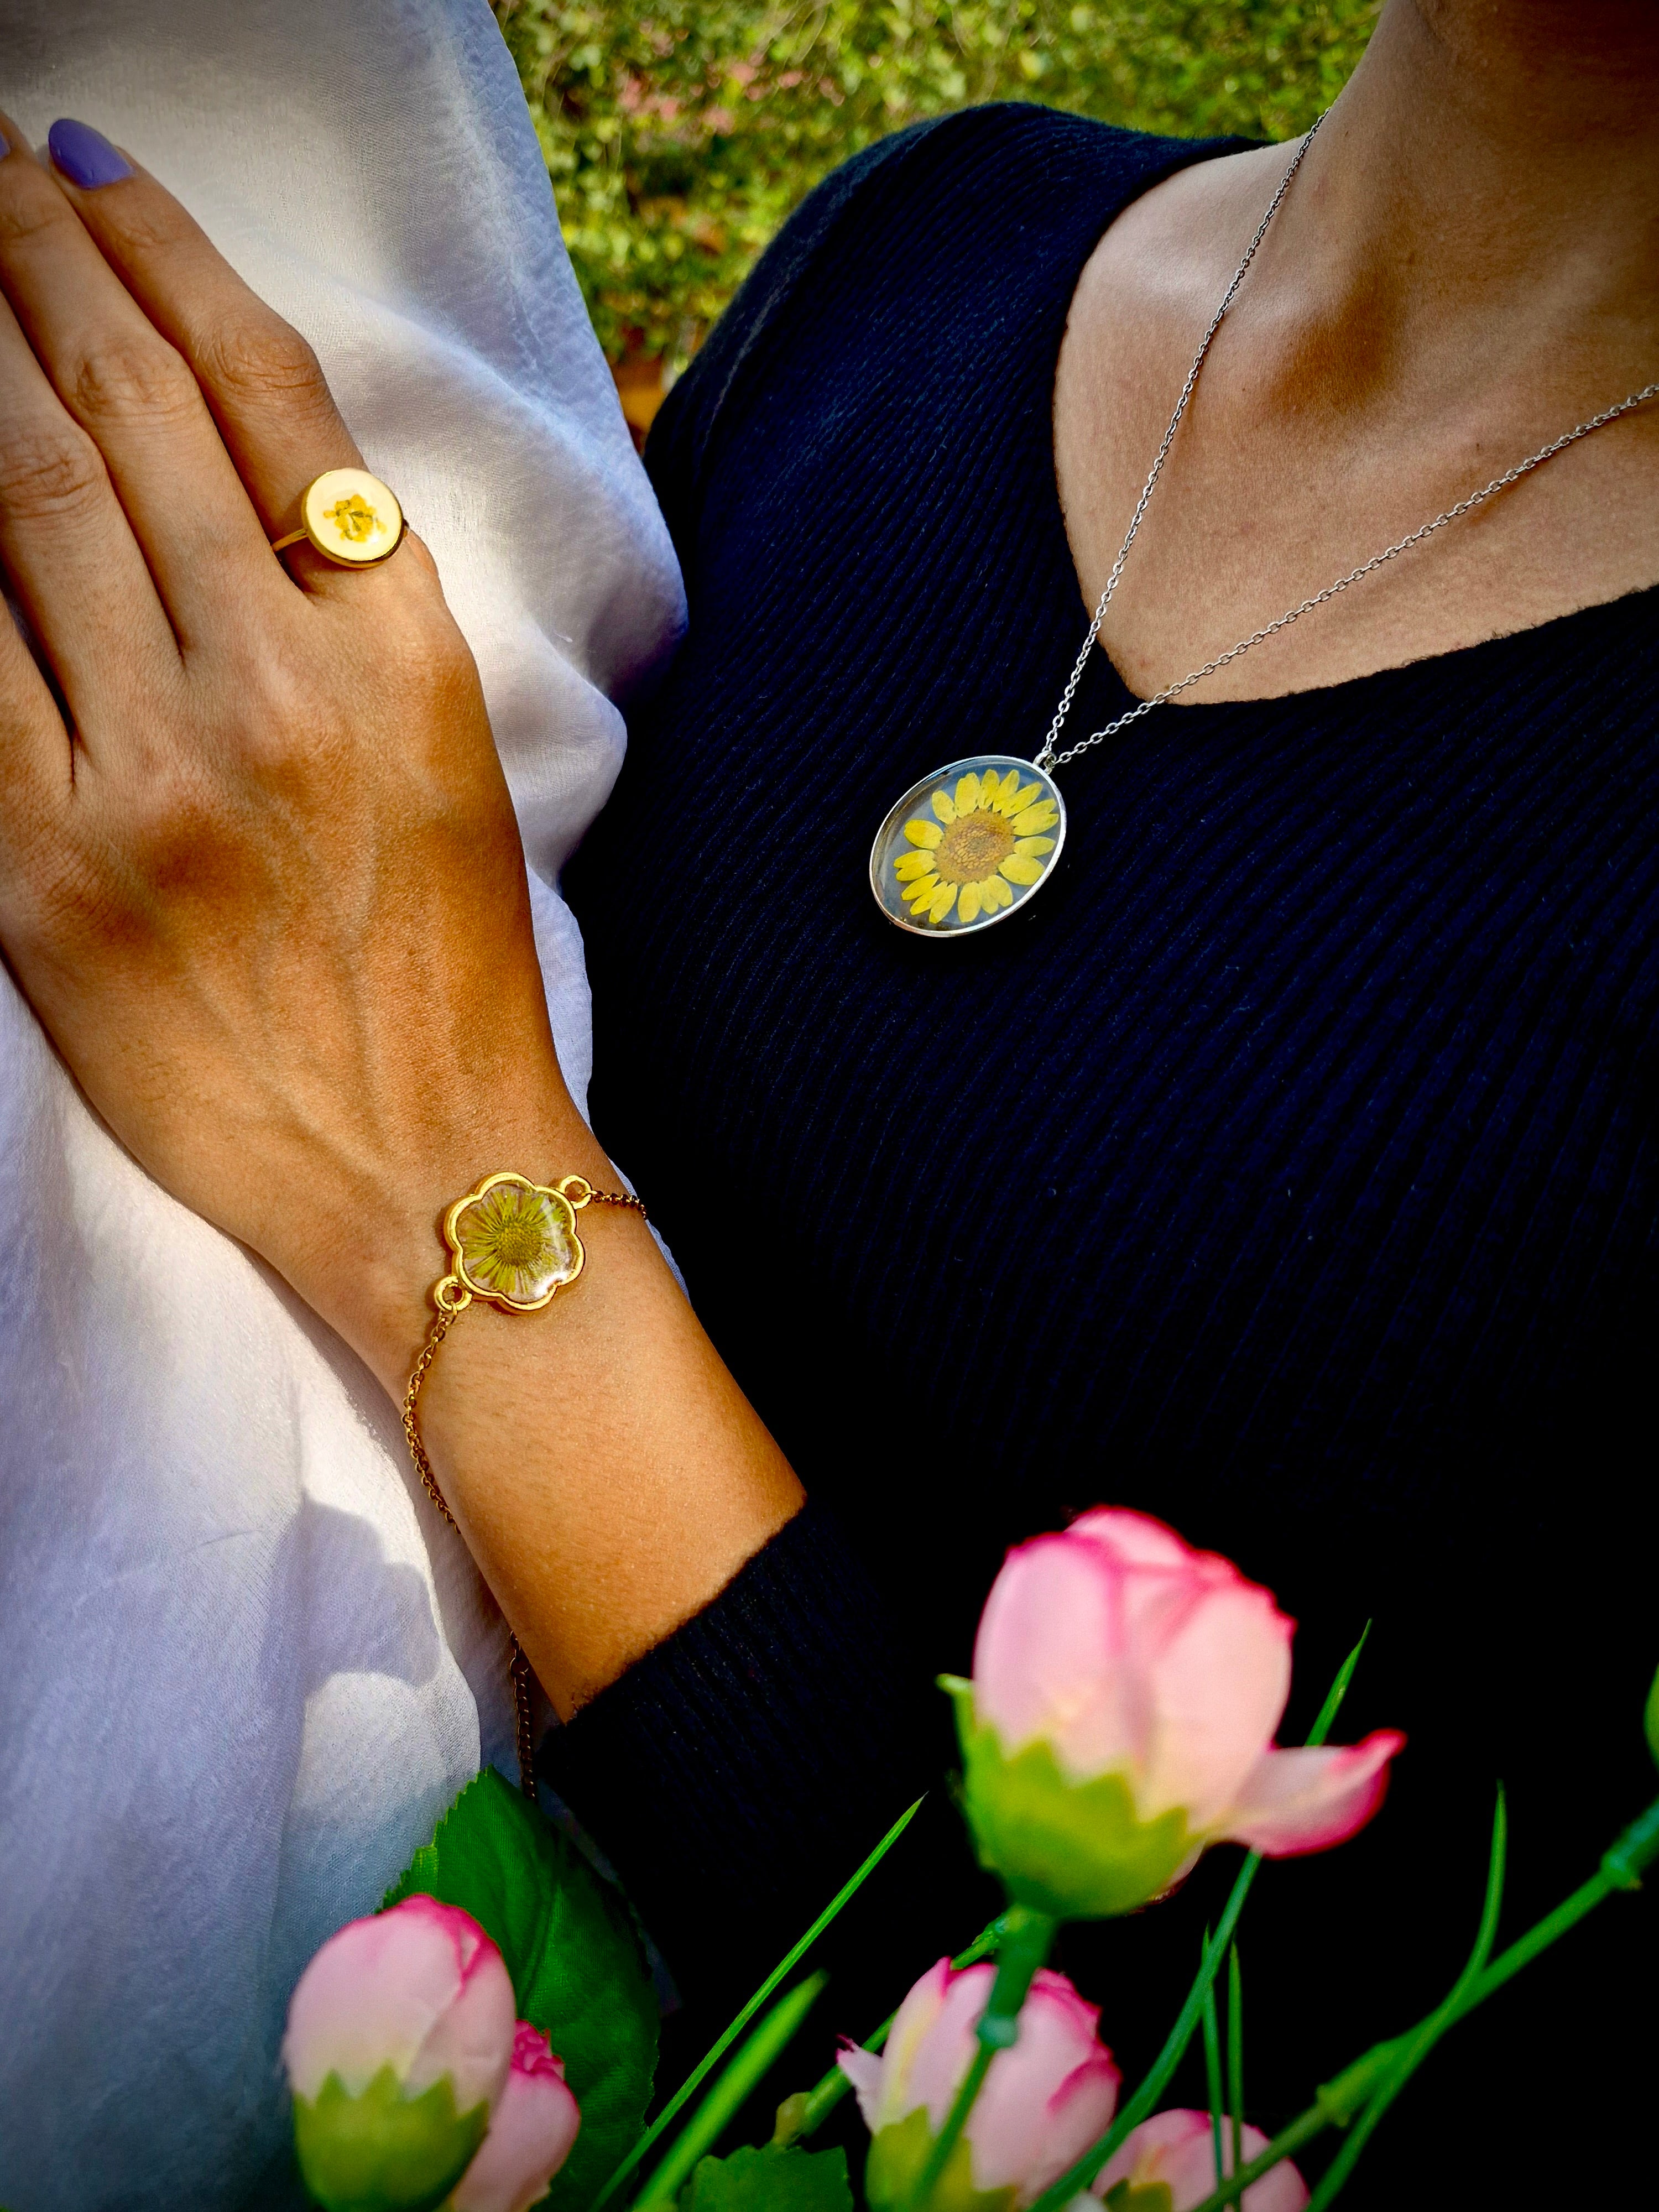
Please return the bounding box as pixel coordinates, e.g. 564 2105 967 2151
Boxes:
1269 1 1659 404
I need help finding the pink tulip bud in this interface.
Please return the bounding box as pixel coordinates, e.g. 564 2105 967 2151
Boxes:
451 2021 582 2212
283 1895 518 2211
951 1509 1405 1918
839 1958 1120 2209
1093 2110 1308 2211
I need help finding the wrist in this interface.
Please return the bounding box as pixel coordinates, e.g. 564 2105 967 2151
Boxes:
284 1083 624 1399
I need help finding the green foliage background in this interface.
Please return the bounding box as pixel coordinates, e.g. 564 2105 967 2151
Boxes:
491 1 1380 373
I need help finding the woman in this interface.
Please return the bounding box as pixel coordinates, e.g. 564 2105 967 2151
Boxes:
0 0 1653 2200
563 0 1659 2174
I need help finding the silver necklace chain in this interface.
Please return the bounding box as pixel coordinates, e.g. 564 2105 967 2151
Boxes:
1035 109 1659 775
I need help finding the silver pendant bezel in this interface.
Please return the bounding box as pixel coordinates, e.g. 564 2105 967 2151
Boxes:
869 755 1067 938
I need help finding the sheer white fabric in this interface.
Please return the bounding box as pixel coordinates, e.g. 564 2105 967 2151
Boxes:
0 4 683 2200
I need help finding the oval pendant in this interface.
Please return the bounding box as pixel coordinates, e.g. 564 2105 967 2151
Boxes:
869 755 1066 937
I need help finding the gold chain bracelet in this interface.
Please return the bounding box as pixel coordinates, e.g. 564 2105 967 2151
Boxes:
400 1171 648 1796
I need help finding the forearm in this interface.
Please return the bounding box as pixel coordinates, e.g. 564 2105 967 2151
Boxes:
0 128 801 1723
340 1069 803 1718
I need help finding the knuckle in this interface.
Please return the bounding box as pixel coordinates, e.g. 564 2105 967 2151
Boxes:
70 333 200 426
100 197 194 262
0 187 74 255
198 316 327 409
0 421 107 522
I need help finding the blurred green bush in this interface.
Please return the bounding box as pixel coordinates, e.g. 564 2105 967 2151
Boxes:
492 1 1378 394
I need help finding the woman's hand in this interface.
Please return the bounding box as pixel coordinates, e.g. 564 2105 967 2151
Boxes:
0 119 801 1708
0 119 593 1392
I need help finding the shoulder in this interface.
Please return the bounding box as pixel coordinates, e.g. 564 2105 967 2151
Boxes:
645 107 1227 534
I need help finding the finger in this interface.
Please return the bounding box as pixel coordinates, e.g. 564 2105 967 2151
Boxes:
0 116 280 643
46 121 403 603
0 587 72 846
0 267 180 752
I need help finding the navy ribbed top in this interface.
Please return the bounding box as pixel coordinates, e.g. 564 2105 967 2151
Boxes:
554 107 1659 2201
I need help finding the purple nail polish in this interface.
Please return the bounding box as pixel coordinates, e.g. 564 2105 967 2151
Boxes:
48 118 133 190
0 130 10 160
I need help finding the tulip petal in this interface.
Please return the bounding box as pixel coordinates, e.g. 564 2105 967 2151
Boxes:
972 1529 1136 1776
979 1512 1294 1825
283 1897 515 2112
1066 1509 1197 1571
1093 2110 1308 2211
452 2023 582 2212
1220 1731 1405 1856
967 1969 1120 2197
1133 1566 1292 1830
864 1958 962 2133
907 1961 996 2133
836 2042 887 2132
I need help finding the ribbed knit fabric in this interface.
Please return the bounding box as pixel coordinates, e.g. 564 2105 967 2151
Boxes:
561 107 1659 2200
539 1498 962 2016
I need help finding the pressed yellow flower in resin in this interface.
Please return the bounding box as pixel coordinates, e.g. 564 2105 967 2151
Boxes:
323 491 384 545
449 1176 580 1307
892 766 1060 925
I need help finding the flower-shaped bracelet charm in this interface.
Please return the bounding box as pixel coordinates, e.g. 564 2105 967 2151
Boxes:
438 1171 597 1313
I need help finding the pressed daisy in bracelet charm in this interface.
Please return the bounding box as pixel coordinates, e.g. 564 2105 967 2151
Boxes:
869 756 1066 937
446 1172 585 1310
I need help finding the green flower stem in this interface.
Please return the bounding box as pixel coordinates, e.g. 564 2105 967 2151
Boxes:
594 1797 925 2211
1465 1791 1659 2004
633 1975 827 2207
1226 1945 1244 2187
902 1906 1057 2210
1026 1851 1263 2212
1298 1787 1506 2212
1185 2100 1336 2212
1200 1933 1224 2188
791 1917 1009 2143
1180 1790 1659 2212
1025 1627 1374 2212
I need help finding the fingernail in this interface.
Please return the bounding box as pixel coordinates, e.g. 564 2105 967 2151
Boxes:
0 130 10 160
48 118 133 190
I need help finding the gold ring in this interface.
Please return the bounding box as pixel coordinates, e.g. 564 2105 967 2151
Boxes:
270 467 406 568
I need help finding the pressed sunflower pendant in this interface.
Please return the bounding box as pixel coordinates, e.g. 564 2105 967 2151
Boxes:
869 757 1066 937
442 1172 586 1312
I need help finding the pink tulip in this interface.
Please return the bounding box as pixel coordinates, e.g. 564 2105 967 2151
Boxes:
284 1895 517 2112
951 1509 1404 1917
284 1896 518 2210
1093 2110 1308 2212
839 1958 1120 2209
452 2021 582 2212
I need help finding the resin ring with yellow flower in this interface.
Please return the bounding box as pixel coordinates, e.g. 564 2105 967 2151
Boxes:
440 1171 589 1313
270 466 407 568
869 755 1066 936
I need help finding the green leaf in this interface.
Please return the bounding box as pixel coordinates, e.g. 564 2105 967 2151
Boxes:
1645 1662 1659 1771
293 2065 488 2212
381 1768 656 2212
863 2109 1016 2212
679 2145 855 2211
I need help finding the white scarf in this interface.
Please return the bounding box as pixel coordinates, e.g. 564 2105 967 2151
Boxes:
0 4 682 2200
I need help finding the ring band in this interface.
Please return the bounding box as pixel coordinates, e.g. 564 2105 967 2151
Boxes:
271 467 406 568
